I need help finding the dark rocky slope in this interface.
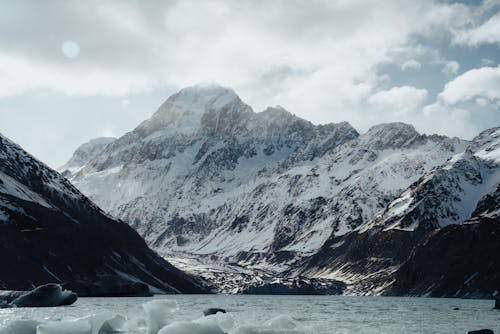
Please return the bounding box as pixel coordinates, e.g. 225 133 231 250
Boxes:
0 134 207 294
386 217 499 298
293 218 499 298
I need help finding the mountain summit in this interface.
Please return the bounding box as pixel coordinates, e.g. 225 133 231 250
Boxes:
136 84 251 137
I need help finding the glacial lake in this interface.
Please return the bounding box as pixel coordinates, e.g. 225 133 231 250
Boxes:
0 295 499 333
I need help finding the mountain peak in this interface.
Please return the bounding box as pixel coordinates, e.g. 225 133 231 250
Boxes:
136 84 251 137
164 83 240 113
365 122 417 135
259 106 297 121
360 122 420 150
60 137 116 170
468 126 500 163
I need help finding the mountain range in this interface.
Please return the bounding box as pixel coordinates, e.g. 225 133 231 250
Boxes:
24 83 500 297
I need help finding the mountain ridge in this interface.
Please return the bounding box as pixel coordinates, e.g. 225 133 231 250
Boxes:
0 133 207 293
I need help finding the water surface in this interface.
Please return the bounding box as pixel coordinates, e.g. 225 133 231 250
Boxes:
0 295 498 333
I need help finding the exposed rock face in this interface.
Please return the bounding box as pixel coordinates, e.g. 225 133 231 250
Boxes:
0 134 207 294
241 277 346 295
62 276 152 297
288 228 428 295
386 217 500 298
203 308 226 316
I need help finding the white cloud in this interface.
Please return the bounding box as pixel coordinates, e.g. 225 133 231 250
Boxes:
0 53 157 97
454 12 500 46
401 59 421 71
420 102 477 139
368 86 428 116
369 86 428 107
121 99 131 108
481 58 495 66
102 128 117 138
0 0 484 110
442 61 460 76
476 97 489 106
439 65 500 105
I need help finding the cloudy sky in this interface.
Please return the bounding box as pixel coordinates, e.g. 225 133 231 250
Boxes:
0 0 499 168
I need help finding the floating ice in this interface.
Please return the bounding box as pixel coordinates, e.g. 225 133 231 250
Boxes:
0 319 39 334
143 299 179 334
79 312 126 334
158 321 225 334
97 314 126 334
198 313 235 332
0 299 311 334
37 318 92 334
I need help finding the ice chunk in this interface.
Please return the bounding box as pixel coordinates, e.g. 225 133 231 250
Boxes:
196 313 235 333
0 319 39 334
143 299 179 334
157 321 225 334
98 314 126 334
36 318 92 334
77 312 126 334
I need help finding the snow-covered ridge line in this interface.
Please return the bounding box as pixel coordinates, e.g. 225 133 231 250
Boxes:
0 134 102 218
374 126 500 231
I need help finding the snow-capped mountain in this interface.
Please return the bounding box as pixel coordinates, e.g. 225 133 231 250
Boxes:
0 133 206 293
374 127 500 231
60 137 116 176
61 84 468 273
290 128 500 297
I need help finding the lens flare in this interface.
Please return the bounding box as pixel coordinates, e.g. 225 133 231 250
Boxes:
61 40 80 59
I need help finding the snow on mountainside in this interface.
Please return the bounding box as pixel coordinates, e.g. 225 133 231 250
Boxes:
1 133 99 218
0 133 207 293
292 127 499 298
61 84 469 273
60 137 116 175
374 127 500 231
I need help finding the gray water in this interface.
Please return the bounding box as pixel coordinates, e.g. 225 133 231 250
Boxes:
0 295 499 333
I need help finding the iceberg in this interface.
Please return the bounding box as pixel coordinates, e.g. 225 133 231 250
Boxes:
0 284 77 308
